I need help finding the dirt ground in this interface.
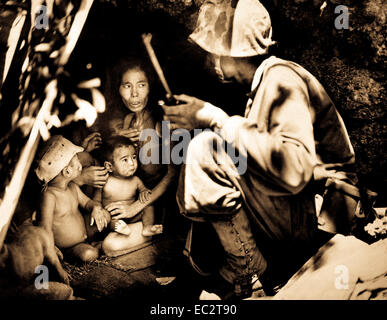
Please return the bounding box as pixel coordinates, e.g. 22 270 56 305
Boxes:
61 233 203 301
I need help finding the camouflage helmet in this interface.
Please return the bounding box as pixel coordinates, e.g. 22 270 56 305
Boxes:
189 0 275 57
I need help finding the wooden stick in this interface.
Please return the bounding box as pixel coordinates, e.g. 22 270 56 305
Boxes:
142 33 173 99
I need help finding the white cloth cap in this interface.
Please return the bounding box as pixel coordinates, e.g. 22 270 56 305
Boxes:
35 135 84 184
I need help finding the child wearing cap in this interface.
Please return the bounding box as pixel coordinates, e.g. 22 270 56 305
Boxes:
94 136 163 257
35 135 110 262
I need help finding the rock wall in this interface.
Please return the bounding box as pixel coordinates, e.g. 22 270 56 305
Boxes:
273 0 386 204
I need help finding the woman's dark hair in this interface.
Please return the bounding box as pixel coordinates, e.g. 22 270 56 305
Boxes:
95 54 163 138
105 56 156 111
112 56 155 95
102 55 162 122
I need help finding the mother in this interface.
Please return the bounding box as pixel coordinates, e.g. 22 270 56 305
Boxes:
96 56 177 253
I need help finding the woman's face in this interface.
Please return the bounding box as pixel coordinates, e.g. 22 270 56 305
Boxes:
119 67 150 113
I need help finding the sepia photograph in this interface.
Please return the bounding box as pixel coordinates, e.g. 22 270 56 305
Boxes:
0 0 386 312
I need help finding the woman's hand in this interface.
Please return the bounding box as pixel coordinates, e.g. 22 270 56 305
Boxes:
105 200 143 220
82 132 102 153
114 128 140 143
77 166 109 188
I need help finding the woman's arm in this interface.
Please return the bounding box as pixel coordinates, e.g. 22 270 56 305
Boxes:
136 177 152 204
145 163 177 204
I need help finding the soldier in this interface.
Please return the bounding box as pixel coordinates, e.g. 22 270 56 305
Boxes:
163 0 357 299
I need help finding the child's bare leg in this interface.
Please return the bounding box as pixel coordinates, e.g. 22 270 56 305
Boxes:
102 221 150 257
66 242 99 262
141 205 163 237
